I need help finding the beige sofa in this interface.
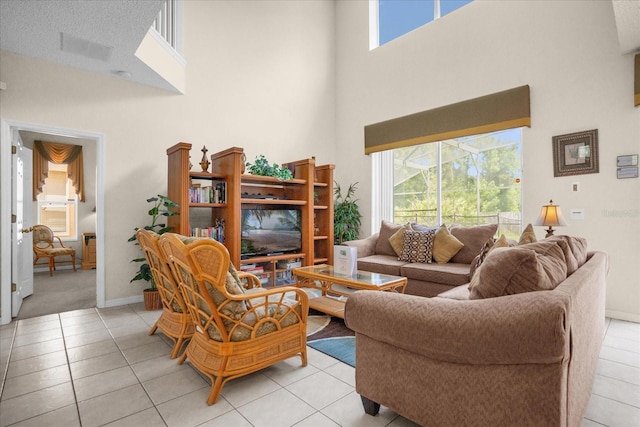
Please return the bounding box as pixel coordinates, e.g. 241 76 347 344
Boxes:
344 221 499 297
344 241 608 426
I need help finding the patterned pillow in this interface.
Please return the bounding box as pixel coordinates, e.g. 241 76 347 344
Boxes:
399 229 436 263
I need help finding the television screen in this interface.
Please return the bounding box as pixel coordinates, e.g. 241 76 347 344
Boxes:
241 209 302 256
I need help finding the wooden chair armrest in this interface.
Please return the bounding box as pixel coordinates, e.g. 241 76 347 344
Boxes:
237 272 262 289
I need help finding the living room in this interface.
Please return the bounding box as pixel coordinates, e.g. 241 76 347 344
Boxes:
0 0 638 424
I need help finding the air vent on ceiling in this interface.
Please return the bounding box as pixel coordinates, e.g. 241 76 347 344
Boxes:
60 32 113 62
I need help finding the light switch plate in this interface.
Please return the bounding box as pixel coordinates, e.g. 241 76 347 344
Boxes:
570 209 585 220
572 182 580 192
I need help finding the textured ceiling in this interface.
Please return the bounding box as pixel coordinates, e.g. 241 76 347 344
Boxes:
0 0 174 92
612 0 640 54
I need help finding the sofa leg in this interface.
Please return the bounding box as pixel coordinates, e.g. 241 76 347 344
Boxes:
361 395 380 416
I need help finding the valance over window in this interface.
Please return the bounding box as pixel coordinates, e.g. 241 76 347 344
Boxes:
33 140 85 202
364 85 531 154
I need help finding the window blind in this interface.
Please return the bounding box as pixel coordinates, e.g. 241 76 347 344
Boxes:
364 85 531 154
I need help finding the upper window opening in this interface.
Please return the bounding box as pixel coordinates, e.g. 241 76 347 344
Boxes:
375 0 474 47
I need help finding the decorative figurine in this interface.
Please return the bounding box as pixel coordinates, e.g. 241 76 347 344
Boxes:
200 145 210 172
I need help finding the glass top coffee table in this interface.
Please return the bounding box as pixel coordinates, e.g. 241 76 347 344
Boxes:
292 265 407 318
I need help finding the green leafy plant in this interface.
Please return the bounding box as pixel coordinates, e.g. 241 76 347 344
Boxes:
128 195 179 289
334 182 362 244
245 154 293 181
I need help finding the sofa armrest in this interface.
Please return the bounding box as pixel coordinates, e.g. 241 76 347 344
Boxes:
345 290 570 365
343 233 379 258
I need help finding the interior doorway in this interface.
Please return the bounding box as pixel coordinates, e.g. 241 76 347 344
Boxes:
0 120 106 325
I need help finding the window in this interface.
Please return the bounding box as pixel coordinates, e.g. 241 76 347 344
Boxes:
37 162 78 240
378 128 523 239
375 0 474 47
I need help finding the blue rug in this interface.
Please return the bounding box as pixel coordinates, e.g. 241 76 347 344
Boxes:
308 336 355 367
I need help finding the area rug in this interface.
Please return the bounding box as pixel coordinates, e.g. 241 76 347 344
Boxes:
306 311 355 367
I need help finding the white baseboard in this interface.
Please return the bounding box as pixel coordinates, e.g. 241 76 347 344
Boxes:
103 295 144 308
606 310 640 324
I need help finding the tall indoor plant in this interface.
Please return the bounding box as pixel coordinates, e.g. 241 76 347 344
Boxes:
128 194 179 310
334 182 362 244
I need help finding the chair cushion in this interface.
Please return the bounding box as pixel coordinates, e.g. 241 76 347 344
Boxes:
357 255 406 276
400 262 471 287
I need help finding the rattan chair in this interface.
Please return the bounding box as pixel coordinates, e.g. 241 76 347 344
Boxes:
158 233 309 405
30 225 77 276
136 229 195 359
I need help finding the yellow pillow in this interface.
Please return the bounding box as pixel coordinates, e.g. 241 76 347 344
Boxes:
432 224 464 264
388 223 413 257
518 223 537 245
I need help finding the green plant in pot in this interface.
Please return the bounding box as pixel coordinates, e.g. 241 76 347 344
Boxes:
334 182 362 244
245 154 293 181
128 194 179 309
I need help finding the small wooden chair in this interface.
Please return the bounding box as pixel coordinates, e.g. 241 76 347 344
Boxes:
158 233 309 405
136 229 195 359
31 225 77 276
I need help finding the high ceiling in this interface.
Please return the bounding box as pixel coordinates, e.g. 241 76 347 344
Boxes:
0 0 638 93
0 0 175 92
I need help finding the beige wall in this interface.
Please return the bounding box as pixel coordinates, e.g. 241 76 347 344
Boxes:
334 0 640 321
1 0 638 321
0 0 336 305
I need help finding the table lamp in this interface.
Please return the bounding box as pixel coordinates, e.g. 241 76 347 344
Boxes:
534 200 567 238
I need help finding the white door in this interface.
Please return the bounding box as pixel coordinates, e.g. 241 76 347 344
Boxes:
12 135 34 317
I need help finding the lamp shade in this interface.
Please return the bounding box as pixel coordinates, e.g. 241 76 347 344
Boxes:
534 200 568 227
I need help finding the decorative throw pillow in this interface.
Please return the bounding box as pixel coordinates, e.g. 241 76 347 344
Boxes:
449 223 499 264
388 223 414 257
469 242 567 299
518 223 537 245
375 220 404 256
467 235 510 289
432 224 465 264
399 229 436 263
546 235 588 275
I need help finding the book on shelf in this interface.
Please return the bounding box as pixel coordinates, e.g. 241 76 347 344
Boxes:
191 220 225 243
189 181 226 204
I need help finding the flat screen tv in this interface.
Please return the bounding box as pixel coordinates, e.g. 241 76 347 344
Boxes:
240 208 302 257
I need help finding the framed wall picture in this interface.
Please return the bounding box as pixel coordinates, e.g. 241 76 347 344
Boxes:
552 129 599 177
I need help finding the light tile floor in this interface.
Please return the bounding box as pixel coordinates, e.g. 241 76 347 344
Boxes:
0 305 638 426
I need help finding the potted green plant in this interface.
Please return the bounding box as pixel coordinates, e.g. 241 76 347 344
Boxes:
334 182 362 244
128 194 179 310
245 154 293 180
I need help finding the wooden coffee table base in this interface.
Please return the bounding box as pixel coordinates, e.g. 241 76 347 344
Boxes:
309 296 346 318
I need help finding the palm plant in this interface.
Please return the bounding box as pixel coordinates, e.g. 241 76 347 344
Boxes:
334 182 362 244
128 195 179 289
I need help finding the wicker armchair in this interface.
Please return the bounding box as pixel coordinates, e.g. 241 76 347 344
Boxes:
30 225 77 276
136 229 195 359
158 233 309 405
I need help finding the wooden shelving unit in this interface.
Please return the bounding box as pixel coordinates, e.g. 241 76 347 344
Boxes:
167 143 334 285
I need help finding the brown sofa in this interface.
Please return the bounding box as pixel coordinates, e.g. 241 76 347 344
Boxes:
344 221 499 297
344 245 608 426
